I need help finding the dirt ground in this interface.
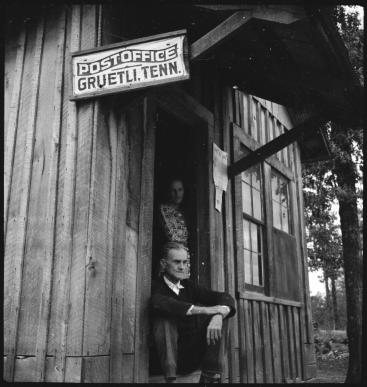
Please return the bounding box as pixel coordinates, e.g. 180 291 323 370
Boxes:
314 354 349 383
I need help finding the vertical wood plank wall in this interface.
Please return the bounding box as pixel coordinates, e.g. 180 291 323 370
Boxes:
3 4 150 383
4 5 315 383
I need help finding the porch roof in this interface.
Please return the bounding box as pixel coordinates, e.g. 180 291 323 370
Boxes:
192 5 363 130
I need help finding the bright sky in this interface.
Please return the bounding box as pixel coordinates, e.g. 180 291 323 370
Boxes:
308 269 326 296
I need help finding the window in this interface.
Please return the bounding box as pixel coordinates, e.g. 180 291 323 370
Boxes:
241 162 263 221
243 219 263 286
241 151 264 289
271 170 291 233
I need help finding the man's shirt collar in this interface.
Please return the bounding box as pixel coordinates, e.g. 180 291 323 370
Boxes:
163 275 184 295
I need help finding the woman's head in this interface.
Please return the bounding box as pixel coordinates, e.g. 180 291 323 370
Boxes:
166 177 185 208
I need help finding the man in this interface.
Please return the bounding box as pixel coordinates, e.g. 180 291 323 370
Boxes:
149 242 236 384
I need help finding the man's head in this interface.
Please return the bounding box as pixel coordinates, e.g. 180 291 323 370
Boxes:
160 242 188 284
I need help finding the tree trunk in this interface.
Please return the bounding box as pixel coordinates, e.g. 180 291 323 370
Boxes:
331 124 362 383
330 275 339 330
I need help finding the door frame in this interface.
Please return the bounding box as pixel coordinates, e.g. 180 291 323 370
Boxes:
116 84 215 383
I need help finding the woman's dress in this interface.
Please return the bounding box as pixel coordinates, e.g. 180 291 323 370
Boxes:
155 203 190 278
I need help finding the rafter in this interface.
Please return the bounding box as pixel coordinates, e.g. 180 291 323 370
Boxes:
228 113 328 178
189 10 253 63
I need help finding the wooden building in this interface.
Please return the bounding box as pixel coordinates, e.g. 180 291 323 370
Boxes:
4 4 362 383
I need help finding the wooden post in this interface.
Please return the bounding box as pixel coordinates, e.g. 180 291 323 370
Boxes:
4 11 45 382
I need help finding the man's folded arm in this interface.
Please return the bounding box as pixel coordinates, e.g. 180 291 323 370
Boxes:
193 283 236 318
149 293 192 316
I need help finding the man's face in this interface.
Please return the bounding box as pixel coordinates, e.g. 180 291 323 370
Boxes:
168 180 184 206
161 248 188 284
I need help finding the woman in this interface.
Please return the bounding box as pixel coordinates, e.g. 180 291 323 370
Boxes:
154 177 191 277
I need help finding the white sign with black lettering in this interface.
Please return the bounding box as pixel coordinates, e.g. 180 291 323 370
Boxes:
70 31 189 100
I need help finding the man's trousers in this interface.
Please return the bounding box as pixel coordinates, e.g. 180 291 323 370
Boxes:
151 315 229 379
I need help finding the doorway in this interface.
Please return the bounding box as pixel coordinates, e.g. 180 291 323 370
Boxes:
152 106 198 283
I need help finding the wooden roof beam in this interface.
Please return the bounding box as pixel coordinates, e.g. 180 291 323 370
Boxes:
228 113 328 178
189 10 253 63
195 5 305 24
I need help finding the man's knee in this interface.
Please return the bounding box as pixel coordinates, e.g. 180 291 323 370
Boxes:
152 317 178 345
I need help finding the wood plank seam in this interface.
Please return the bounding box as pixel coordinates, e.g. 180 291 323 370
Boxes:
133 97 155 383
222 85 238 383
82 6 101 358
109 110 129 382
54 4 81 382
34 8 67 381
4 12 45 382
4 24 27 244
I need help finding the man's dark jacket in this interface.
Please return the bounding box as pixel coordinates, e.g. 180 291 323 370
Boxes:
149 275 236 338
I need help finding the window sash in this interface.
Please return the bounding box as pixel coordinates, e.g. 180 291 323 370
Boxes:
271 170 291 233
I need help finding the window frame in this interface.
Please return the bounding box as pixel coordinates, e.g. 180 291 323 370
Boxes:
232 122 295 295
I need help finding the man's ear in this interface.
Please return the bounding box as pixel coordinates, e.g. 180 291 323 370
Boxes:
160 259 166 269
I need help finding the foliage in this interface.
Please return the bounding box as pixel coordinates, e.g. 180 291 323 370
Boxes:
305 5 363 382
311 280 347 331
331 6 364 86
304 179 343 275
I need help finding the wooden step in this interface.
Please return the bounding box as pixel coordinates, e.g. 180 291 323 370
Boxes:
149 370 202 383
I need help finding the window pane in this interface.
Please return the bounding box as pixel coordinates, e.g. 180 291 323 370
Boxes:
251 98 258 141
252 164 261 190
243 219 250 249
242 169 251 184
243 94 249 134
252 252 259 286
283 145 289 167
242 182 252 215
280 180 288 206
271 172 279 203
260 108 266 145
282 205 289 233
273 201 281 230
253 189 262 221
268 116 274 141
251 223 258 252
275 121 281 159
257 226 262 253
244 249 251 283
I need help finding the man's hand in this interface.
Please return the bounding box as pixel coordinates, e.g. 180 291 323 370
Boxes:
206 314 223 345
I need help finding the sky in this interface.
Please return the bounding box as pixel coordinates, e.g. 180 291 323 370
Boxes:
308 269 326 296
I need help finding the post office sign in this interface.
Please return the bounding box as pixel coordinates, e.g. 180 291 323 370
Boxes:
70 30 189 100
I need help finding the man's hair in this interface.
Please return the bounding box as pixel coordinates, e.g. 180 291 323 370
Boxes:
161 242 188 260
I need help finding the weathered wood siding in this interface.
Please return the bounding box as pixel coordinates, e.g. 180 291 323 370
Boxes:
4 4 154 383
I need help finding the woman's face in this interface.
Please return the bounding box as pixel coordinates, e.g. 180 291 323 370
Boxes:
168 180 184 206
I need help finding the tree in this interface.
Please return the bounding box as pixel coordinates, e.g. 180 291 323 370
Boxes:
304 6 363 383
304 165 344 330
